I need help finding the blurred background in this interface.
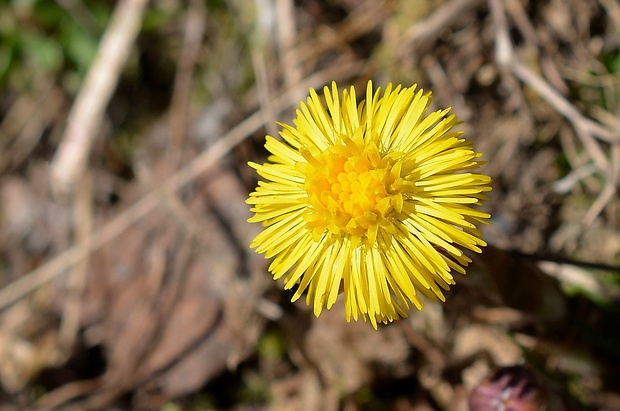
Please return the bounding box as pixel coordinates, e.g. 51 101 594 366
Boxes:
0 0 619 410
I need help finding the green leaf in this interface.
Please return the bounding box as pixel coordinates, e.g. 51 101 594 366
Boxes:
63 23 98 74
20 32 63 72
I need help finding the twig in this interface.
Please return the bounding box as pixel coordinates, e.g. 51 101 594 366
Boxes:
170 0 206 150
401 0 485 55
584 143 620 225
252 50 279 139
505 0 538 46
50 0 150 198
509 248 620 274
293 2 385 66
276 0 303 99
551 163 598 194
0 62 365 313
58 172 93 355
510 60 612 167
599 0 620 39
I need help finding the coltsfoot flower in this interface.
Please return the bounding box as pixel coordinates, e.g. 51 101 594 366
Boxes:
247 81 491 329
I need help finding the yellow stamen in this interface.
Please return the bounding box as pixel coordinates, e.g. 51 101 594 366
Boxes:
300 136 408 244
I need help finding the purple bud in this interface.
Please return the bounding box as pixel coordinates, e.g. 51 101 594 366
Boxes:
469 366 544 411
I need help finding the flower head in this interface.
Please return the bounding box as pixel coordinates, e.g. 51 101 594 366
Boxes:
469 366 545 411
247 81 491 329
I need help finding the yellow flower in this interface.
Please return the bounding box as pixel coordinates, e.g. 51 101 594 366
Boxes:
247 81 491 329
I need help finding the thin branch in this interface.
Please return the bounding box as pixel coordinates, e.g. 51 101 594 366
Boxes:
584 143 620 225
510 60 611 169
170 0 206 150
58 172 93 355
50 0 150 198
402 0 485 55
510 248 620 274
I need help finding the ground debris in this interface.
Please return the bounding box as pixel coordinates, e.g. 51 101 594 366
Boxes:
0 0 619 409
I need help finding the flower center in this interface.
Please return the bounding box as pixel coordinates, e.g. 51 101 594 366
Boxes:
298 137 406 244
